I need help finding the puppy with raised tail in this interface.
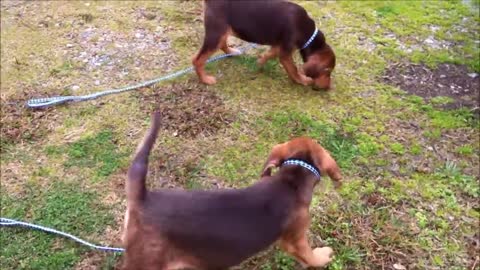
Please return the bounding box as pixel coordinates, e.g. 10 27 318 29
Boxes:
122 112 342 269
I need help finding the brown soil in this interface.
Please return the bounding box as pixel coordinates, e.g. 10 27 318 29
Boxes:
362 192 386 207
74 252 105 270
136 80 234 138
146 146 232 191
0 88 59 147
383 63 479 112
466 232 480 270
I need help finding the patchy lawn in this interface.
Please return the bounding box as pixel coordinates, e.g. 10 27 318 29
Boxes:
1 1 479 269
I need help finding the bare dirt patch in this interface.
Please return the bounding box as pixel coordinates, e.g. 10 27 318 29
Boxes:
466 232 480 269
74 252 105 270
136 81 234 138
362 192 387 207
0 88 60 148
146 146 232 191
383 63 479 111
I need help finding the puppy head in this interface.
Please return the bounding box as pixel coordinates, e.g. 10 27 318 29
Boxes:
302 45 335 90
261 137 342 188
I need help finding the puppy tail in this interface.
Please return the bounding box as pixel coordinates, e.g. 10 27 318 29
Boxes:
127 112 161 202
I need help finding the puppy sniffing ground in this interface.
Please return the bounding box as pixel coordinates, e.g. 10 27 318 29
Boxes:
193 0 335 90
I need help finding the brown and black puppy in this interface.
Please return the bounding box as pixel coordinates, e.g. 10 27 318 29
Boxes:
122 112 342 270
193 0 336 89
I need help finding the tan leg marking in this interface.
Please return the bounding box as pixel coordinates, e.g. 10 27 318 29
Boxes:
278 208 333 268
279 53 313 86
193 31 232 85
121 209 129 244
220 33 241 55
280 236 333 268
257 46 280 66
193 49 218 85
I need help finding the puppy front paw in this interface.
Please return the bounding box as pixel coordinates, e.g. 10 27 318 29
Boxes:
257 56 268 67
201 75 217 85
314 246 334 257
299 75 313 86
312 247 334 267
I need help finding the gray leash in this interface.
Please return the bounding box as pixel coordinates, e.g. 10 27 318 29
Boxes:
0 217 124 252
26 43 258 109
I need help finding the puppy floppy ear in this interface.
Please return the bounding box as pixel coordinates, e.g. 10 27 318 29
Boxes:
261 143 289 177
312 144 342 188
302 60 320 79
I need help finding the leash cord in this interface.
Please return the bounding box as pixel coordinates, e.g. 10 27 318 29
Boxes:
0 217 125 252
26 43 258 109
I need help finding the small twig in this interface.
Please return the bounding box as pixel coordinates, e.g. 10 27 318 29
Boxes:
370 237 380 248
471 256 479 270
391 250 408 258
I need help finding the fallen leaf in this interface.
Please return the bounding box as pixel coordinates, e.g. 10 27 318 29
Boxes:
393 263 406 270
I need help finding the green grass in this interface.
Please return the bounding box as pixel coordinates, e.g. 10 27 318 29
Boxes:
436 161 479 198
45 130 128 180
425 106 474 129
1 181 114 269
206 110 358 183
339 0 479 71
390 142 405 155
1 0 479 269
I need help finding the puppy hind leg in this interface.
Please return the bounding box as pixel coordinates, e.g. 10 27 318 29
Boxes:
193 19 228 85
193 43 220 85
220 32 240 55
257 46 279 67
